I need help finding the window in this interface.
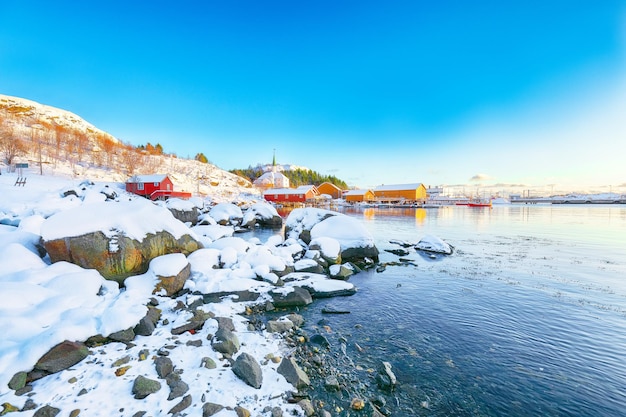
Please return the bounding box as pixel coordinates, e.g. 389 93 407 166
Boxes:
137 183 144 191
154 182 160 187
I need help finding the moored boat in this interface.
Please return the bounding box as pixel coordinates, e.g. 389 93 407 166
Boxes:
468 199 492 207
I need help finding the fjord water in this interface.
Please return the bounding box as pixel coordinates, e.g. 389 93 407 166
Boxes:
272 204 626 416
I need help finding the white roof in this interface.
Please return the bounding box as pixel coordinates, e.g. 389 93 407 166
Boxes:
295 185 317 192
263 188 302 195
374 183 424 191
345 189 372 196
127 174 168 183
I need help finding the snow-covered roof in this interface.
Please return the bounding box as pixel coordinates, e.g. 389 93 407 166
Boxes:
263 188 300 195
262 186 318 196
253 171 289 185
127 174 168 183
374 183 424 191
344 189 373 196
295 185 318 193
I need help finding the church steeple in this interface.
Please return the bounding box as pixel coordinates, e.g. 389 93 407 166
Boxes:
272 148 276 167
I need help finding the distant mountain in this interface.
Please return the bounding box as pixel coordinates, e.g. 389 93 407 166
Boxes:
0 94 258 201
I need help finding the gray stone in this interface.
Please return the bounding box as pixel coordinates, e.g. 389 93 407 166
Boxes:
201 357 217 369
154 356 174 379
266 320 294 333
202 402 224 416
169 206 200 225
168 393 192 414
232 352 263 389
215 316 235 332
376 361 397 391
108 327 135 343
211 327 240 355
34 341 89 374
286 313 304 328
132 375 161 399
134 315 156 336
33 405 61 417
166 373 189 400
269 286 312 308
330 264 354 280
8 371 27 391
298 399 315 417
277 357 310 389
324 375 340 391
310 334 330 348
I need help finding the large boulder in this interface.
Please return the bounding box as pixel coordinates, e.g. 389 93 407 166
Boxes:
208 203 243 226
41 200 202 284
232 352 263 389
151 253 191 296
284 208 336 244
34 340 89 374
241 202 283 228
165 198 201 225
285 208 379 264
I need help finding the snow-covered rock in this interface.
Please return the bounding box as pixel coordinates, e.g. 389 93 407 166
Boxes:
415 234 453 255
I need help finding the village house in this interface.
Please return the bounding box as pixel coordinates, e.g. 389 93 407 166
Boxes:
263 185 319 204
253 170 290 189
373 183 428 203
344 189 376 203
316 182 343 199
125 174 192 200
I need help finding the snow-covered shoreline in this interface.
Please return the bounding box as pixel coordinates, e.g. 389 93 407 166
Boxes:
0 170 378 416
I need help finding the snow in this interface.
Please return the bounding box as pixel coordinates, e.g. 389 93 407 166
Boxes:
241 201 280 225
310 213 376 250
415 234 453 255
209 202 243 224
41 198 197 242
0 169 377 416
310 236 341 259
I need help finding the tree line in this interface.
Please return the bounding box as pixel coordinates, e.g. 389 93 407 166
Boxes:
230 166 348 189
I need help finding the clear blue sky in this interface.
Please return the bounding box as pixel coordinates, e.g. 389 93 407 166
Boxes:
2 1 625 192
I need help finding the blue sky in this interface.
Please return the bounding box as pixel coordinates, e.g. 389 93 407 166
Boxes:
1 1 625 192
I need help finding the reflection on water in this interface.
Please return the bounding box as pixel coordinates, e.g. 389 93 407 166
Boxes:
271 204 626 417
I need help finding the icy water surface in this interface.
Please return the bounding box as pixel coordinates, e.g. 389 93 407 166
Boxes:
259 205 626 416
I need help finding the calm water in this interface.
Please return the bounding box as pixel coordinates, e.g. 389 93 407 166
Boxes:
261 205 626 416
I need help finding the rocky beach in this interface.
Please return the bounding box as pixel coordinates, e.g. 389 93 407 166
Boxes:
0 173 386 417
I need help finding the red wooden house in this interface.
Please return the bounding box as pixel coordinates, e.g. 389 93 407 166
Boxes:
125 174 192 200
263 185 319 204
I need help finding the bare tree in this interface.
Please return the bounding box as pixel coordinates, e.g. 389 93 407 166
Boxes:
98 133 117 168
0 117 26 166
75 130 89 163
121 146 142 175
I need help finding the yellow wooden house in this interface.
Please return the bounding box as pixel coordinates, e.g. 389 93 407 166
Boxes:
373 183 428 202
317 182 343 199
345 189 375 202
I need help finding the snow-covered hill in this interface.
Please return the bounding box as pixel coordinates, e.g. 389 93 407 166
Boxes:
0 94 116 141
1 94 260 203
